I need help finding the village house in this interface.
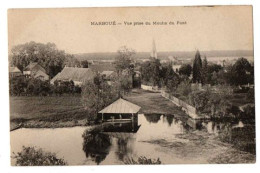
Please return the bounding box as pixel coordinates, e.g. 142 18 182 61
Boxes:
23 62 49 81
9 66 22 78
50 67 95 87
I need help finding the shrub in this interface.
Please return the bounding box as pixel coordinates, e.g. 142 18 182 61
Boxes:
124 156 161 165
176 80 192 97
189 90 210 113
12 146 67 166
247 88 254 102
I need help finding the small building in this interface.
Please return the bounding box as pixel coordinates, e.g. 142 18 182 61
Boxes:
99 98 141 122
9 66 22 78
101 71 117 80
50 67 95 86
172 65 182 73
23 62 49 81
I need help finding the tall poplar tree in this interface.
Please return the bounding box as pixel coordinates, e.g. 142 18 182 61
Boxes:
192 50 202 83
201 56 208 85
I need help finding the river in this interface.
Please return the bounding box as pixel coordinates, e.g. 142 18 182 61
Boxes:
10 114 255 165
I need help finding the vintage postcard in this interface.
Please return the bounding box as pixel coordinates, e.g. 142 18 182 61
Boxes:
8 6 255 165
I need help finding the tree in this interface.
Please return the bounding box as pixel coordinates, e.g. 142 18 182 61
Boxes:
81 60 89 68
179 64 192 77
114 46 135 92
201 56 208 85
13 146 67 166
163 63 179 92
10 42 78 78
114 46 135 74
192 50 202 83
229 58 252 85
81 74 118 120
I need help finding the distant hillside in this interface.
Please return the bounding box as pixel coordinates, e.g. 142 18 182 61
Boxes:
74 50 253 61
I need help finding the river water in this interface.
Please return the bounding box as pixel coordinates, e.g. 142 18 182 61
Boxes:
10 114 255 165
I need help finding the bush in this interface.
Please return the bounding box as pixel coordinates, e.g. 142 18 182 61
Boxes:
12 146 67 166
124 156 161 165
176 80 192 97
189 90 210 113
9 76 81 96
247 88 254 102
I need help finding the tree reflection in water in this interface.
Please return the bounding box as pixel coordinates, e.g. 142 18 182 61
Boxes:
163 114 174 126
144 114 161 124
82 127 111 165
116 138 130 161
215 120 255 155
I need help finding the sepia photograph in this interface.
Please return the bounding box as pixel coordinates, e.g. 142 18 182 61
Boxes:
8 6 255 165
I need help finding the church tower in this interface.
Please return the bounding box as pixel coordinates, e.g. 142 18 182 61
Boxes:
151 39 157 59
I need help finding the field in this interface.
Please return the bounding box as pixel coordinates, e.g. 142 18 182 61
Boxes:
10 89 190 130
125 89 187 117
10 96 88 130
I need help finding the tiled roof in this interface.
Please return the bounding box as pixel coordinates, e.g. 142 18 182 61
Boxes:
51 67 95 83
101 71 116 77
24 62 46 73
9 67 21 73
99 98 141 114
89 64 115 73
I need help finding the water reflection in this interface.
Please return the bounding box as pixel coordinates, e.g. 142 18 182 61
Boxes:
144 114 161 124
82 128 111 165
194 119 255 154
82 120 140 164
11 114 255 165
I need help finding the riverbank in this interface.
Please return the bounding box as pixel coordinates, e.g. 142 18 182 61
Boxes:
10 96 89 131
10 89 189 131
141 129 255 164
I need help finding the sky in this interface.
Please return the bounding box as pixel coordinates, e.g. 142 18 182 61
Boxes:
8 6 253 54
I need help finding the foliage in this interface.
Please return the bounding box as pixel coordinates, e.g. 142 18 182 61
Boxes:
82 127 111 165
12 146 67 166
81 73 118 120
144 114 161 124
189 90 211 113
10 42 78 78
247 88 254 102
9 76 28 96
114 46 135 74
192 50 202 83
179 64 192 77
175 80 192 97
241 105 255 119
207 64 222 74
113 74 133 96
228 58 253 85
124 156 161 165
163 63 180 92
80 60 89 68
114 46 135 93
52 80 81 95
201 56 208 85
140 58 162 86
9 76 81 96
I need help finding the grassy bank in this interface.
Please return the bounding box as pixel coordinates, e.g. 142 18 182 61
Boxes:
10 96 89 130
10 89 189 130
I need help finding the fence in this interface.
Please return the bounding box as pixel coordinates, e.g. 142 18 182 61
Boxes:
161 90 199 119
141 84 161 92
